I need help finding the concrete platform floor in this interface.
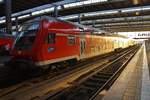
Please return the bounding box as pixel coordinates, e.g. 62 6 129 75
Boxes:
95 43 150 100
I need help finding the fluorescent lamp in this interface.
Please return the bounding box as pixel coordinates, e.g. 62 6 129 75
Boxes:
122 6 150 12
59 15 78 20
32 7 54 16
12 18 16 21
59 10 118 20
0 20 5 24
18 14 30 19
122 8 142 12
64 0 108 8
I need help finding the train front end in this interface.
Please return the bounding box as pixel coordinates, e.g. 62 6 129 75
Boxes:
10 19 43 69
0 31 14 55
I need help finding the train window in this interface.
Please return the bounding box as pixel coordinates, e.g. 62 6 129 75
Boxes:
14 30 37 50
19 22 40 31
68 35 75 45
46 33 56 44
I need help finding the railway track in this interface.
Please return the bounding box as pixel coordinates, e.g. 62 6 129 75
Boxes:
0 45 140 100
0 46 133 87
44 46 140 100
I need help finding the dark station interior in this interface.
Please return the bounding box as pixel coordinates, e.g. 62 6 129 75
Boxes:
0 0 150 100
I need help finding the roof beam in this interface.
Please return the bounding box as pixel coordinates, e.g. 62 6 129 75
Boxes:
5 0 12 34
0 0 85 19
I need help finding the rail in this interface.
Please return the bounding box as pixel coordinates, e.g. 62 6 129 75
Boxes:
47 46 139 100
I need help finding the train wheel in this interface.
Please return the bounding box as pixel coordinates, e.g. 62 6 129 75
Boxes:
68 59 77 66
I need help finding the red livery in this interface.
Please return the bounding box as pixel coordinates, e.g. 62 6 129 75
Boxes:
0 31 14 55
10 16 137 68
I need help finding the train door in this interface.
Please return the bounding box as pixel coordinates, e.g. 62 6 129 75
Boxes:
80 35 86 59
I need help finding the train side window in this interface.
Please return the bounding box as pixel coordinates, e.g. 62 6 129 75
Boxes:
68 35 76 45
46 33 56 44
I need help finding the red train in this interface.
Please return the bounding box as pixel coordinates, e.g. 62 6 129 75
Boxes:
0 31 14 55
10 16 137 68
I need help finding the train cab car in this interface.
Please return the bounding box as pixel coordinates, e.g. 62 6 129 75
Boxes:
10 16 138 69
0 31 14 55
11 17 81 67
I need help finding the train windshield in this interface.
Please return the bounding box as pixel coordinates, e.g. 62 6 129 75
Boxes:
0 31 13 39
14 22 40 50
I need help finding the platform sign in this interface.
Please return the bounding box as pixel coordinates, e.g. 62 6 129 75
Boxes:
117 32 150 39
138 33 150 38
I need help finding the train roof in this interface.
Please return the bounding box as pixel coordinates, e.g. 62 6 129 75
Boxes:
22 16 130 39
24 16 105 33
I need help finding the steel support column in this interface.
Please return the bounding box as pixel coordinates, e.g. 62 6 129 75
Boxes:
54 6 58 18
15 17 18 33
5 0 12 34
92 20 95 28
78 14 81 24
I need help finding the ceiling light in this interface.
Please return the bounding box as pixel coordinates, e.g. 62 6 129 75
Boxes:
18 14 30 19
133 0 139 5
59 15 78 20
63 0 108 8
0 0 3 2
0 20 5 24
135 12 140 16
32 7 54 16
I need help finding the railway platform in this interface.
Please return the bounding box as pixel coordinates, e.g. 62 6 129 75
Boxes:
95 43 150 100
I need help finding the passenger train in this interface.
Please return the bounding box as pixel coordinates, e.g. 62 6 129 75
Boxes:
10 16 138 68
0 31 14 55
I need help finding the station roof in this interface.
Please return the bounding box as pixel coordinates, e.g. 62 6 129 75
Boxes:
0 0 149 17
0 0 150 32
0 0 60 17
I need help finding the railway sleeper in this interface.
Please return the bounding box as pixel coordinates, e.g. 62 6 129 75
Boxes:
91 76 110 82
101 64 123 74
79 88 97 96
97 72 113 76
64 88 91 100
92 75 109 79
79 85 103 96
80 85 96 91
78 86 99 95
111 66 123 72
108 56 119 62
88 77 108 83
95 73 112 78
83 81 104 89
100 67 116 72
